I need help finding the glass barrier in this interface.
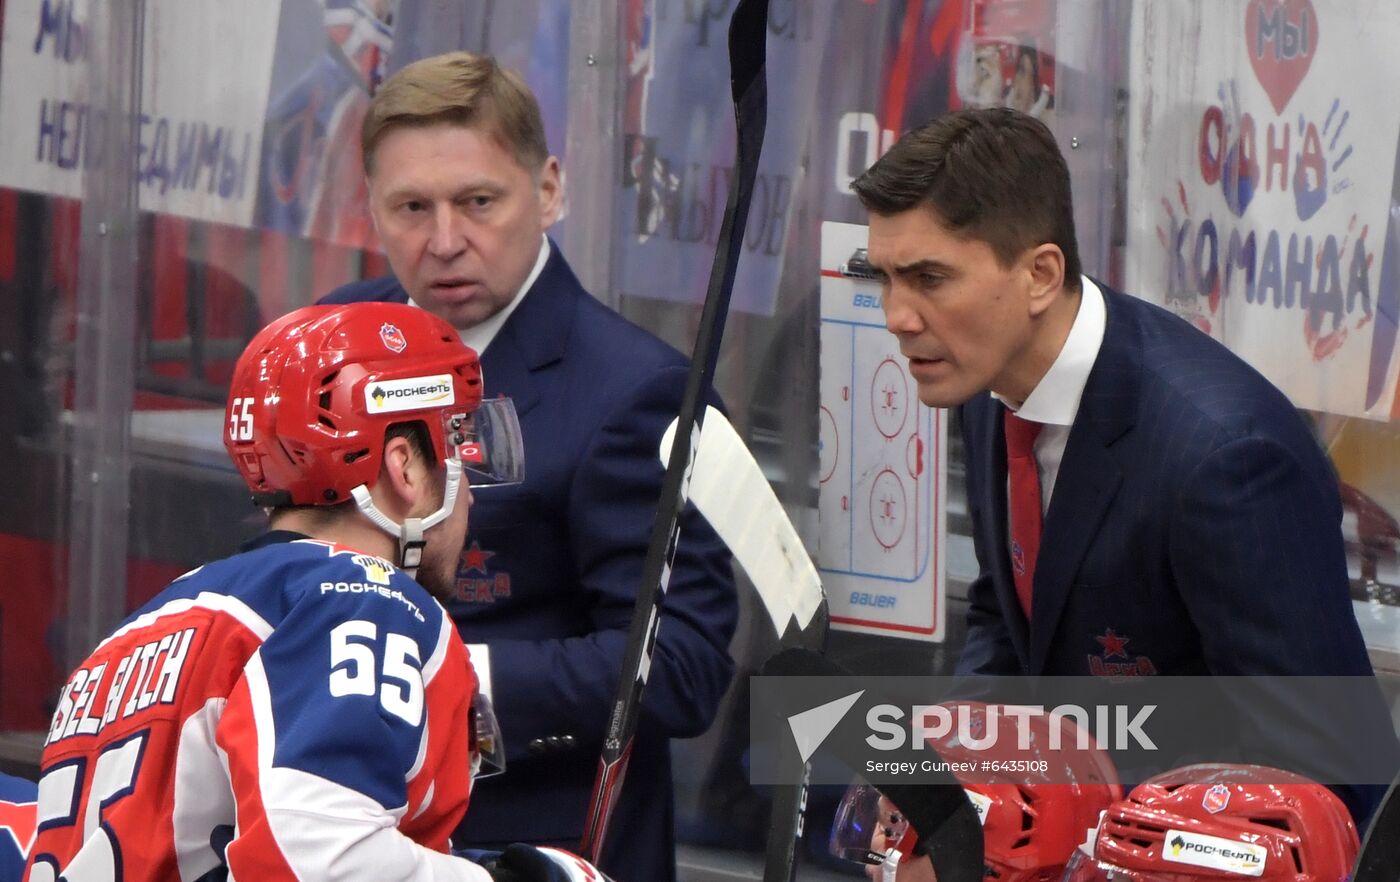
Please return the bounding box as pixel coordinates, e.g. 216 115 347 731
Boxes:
2 0 1397 877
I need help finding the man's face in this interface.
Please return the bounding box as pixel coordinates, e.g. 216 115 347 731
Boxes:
368 122 562 330
868 207 1034 408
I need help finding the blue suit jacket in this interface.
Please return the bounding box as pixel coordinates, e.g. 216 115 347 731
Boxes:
322 242 737 881
957 282 1393 820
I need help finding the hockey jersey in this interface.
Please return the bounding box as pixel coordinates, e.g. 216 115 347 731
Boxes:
26 532 491 882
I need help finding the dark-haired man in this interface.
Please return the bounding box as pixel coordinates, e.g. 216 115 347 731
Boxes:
852 108 1391 840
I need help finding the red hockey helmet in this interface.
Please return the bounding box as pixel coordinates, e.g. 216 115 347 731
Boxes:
225 303 521 507
832 702 1123 881
935 702 1124 882
224 302 526 504
1063 764 1358 882
225 303 523 570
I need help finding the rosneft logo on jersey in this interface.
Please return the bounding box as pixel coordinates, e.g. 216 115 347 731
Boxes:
364 374 455 414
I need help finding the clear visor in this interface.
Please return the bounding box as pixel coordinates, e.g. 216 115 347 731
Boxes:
470 691 506 780
1060 849 1152 882
830 783 913 866
444 397 524 487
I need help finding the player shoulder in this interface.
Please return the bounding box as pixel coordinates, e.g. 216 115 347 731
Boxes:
144 540 442 634
282 540 443 631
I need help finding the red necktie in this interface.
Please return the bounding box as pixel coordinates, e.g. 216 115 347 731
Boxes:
1004 410 1044 619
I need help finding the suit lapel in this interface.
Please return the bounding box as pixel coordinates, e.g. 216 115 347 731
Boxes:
1028 286 1139 673
478 240 579 416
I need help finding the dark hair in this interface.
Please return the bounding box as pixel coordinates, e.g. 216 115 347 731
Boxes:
851 107 1082 289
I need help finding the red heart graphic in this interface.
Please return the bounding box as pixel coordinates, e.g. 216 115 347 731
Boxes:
1245 0 1319 115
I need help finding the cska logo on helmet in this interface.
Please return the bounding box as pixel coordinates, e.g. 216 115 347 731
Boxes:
1202 783 1231 814
379 322 408 353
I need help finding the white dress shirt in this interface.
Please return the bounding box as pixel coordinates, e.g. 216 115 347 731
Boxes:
991 276 1108 515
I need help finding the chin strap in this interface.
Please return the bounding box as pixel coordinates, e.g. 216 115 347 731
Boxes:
351 460 463 578
880 848 903 882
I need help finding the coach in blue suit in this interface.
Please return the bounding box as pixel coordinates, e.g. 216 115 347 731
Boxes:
320 53 736 882
852 108 1394 842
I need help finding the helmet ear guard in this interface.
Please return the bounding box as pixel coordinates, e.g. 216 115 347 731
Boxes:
225 304 524 574
1081 764 1359 882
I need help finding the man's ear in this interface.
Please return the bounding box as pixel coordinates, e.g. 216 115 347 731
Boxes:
1025 243 1067 318
538 156 564 228
375 435 422 518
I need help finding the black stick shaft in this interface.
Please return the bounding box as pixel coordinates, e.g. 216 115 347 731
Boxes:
580 0 770 861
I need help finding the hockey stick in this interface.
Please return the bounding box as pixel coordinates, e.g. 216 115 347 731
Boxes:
758 649 821 882
1351 769 1400 882
660 407 827 881
660 407 826 642
580 0 771 861
760 648 985 882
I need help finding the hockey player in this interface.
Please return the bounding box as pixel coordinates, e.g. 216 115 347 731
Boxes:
25 303 604 881
1061 764 1359 882
831 701 1123 882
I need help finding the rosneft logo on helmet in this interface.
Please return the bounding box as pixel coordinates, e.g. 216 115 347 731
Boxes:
365 374 455 414
1164 830 1266 876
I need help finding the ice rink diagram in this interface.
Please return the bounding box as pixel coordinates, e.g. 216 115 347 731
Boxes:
818 222 946 641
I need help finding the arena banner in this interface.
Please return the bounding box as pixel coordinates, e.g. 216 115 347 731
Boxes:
1127 0 1400 420
614 0 822 316
256 0 408 248
0 0 282 227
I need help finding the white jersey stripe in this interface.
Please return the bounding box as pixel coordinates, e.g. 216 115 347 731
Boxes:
420 605 454 686
409 781 435 822
243 652 277 776
407 722 430 783
173 698 233 882
97 592 274 653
